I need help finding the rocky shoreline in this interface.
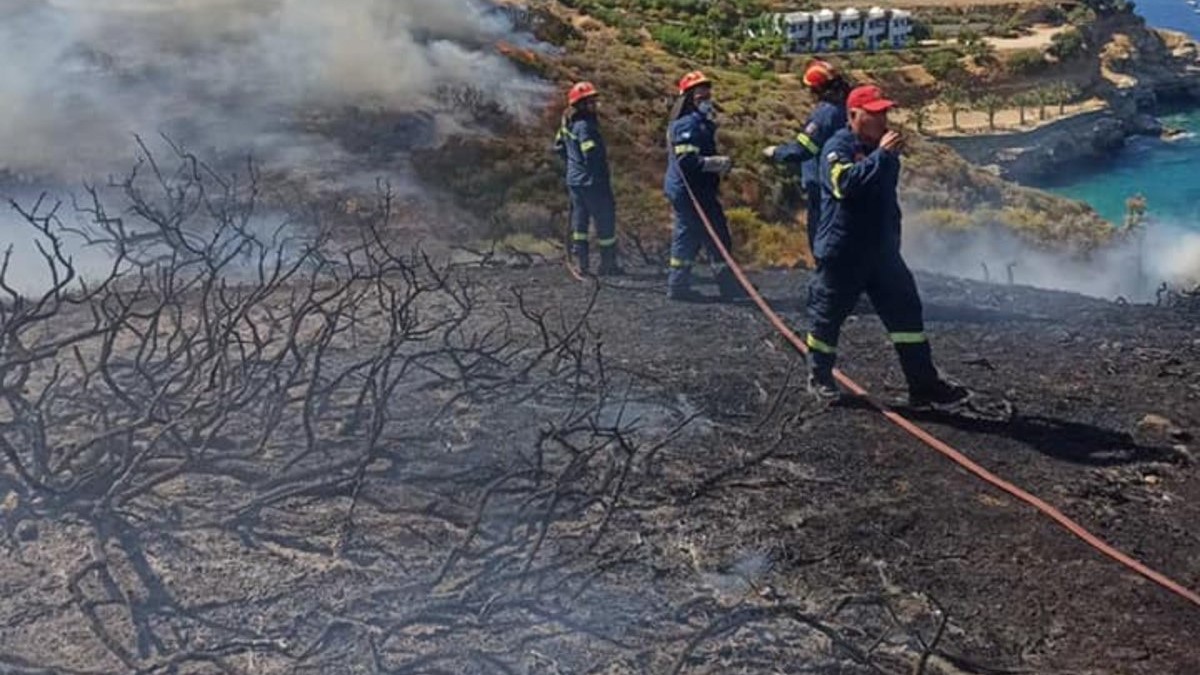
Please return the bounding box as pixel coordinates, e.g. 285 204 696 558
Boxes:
938 15 1200 182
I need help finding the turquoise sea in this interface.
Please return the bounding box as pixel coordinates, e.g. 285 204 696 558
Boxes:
1035 0 1200 228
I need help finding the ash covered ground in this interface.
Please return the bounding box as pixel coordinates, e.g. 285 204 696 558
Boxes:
1 162 1197 673
1 2 1198 673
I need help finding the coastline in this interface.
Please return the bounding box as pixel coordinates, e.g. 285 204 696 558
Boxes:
930 14 1200 182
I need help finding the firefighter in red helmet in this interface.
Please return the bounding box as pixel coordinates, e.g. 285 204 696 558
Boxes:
763 60 851 250
662 71 745 302
554 81 621 275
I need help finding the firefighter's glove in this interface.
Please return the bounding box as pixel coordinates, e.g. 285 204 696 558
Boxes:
701 156 733 175
762 145 778 160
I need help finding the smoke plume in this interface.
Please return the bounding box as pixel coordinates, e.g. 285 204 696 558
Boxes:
904 217 1200 301
0 0 548 182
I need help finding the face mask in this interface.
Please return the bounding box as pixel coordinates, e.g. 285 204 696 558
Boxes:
696 100 715 118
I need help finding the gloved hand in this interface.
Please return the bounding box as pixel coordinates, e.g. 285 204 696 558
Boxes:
700 155 733 175
762 145 778 160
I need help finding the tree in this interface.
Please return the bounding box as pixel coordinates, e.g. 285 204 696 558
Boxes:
922 49 962 80
1052 81 1078 115
1124 193 1148 230
1007 48 1046 75
978 94 1003 131
1049 27 1085 60
964 37 993 64
1011 92 1033 126
1035 87 1050 121
909 105 932 134
940 85 967 131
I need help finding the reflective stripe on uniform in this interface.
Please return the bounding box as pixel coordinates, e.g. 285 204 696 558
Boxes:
674 144 701 156
669 257 693 268
559 127 577 141
580 139 597 153
830 162 853 200
571 232 589 242
795 132 819 155
597 237 617 247
806 333 837 354
890 332 928 344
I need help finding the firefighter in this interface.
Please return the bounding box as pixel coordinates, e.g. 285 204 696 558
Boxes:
762 60 850 250
806 84 969 407
663 70 746 302
555 81 622 276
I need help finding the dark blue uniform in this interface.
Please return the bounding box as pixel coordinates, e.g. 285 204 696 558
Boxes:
771 101 846 248
805 127 939 389
555 114 616 259
664 109 735 296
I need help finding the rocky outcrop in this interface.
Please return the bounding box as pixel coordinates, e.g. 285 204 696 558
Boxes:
938 109 1143 181
940 13 1199 181
1091 14 1200 110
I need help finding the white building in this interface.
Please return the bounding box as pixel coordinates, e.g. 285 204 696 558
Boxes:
837 8 863 50
888 9 913 48
812 9 837 51
781 11 814 52
864 7 889 50
767 7 915 53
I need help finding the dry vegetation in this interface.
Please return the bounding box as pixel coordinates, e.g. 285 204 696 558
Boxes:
415 2 1114 272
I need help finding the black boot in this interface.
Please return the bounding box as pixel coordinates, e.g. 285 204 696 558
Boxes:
573 246 590 275
908 378 971 408
715 267 749 303
807 350 840 401
597 247 623 276
667 266 703 301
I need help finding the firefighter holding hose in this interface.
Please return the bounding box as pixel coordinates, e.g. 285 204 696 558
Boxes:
555 81 622 276
763 60 850 250
663 71 747 302
806 84 969 408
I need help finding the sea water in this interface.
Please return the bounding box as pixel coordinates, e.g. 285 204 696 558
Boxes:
1036 0 1200 230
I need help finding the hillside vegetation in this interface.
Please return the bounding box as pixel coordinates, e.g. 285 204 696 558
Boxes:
414 1 1113 267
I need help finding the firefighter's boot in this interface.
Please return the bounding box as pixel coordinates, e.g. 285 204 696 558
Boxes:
597 247 623 276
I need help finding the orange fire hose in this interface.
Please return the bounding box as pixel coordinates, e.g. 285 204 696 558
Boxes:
672 168 1200 610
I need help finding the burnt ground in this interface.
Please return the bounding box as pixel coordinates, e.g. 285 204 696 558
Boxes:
1 240 1198 673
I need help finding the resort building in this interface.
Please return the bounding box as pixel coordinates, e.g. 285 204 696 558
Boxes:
771 7 913 53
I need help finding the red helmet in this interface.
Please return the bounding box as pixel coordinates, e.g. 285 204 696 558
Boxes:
568 81 599 106
802 60 838 89
677 70 711 95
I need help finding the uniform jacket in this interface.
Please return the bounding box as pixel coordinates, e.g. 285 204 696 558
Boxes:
814 127 903 262
555 114 611 187
664 109 720 200
773 100 847 188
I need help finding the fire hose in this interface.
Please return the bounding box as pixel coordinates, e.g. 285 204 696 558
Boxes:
656 146 1200 609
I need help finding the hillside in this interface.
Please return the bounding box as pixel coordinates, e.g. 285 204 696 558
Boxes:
3 224 1197 671
413 1 1114 268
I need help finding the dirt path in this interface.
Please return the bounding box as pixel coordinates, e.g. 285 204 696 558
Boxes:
901 97 1109 136
985 24 1070 51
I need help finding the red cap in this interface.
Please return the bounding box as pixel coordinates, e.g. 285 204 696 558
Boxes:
802 60 836 89
846 84 896 113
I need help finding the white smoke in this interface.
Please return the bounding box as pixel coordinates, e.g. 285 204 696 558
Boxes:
904 218 1200 302
0 0 548 181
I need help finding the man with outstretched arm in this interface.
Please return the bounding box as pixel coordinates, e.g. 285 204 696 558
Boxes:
763 60 850 250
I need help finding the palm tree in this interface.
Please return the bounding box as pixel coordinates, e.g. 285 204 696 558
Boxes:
1011 92 1031 126
1053 81 1077 115
940 85 966 132
1035 88 1050 121
978 94 1003 131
